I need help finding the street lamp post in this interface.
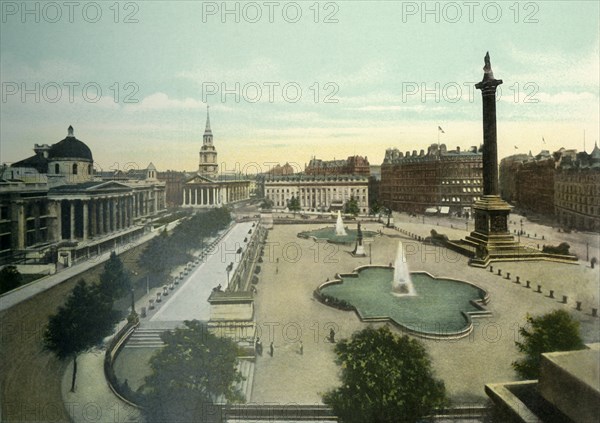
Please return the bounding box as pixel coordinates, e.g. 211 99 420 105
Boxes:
130 288 136 315
519 219 523 243
369 243 372 265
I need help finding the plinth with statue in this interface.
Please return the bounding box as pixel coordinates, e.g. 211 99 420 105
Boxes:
351 222 367 257
447 53 576 266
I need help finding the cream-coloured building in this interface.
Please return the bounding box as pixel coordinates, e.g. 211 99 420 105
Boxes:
264 174 369 214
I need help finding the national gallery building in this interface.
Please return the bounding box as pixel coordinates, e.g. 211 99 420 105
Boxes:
0 126 166 267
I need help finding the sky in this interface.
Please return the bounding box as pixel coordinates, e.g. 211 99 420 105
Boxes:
1 1 599 174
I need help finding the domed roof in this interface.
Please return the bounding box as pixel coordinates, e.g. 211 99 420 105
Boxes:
48 126 93 161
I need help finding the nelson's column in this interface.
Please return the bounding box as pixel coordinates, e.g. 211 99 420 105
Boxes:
463 52 543 266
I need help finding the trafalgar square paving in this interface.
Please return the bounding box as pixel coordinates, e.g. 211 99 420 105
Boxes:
59 216 599 421
250 220 599 405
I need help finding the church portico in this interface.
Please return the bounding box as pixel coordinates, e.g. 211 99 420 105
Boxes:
182 107 251 209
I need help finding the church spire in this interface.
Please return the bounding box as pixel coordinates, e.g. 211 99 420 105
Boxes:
204 105 212 134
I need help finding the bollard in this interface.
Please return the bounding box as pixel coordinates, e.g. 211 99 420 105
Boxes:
536 285 542 293
490 266 494 273
526 280 531 288
506 272 511 280
549 290 554 299
497 269 502 276
562 296 568 304
576 301 582 311
593 308 598 317
515 276 520 284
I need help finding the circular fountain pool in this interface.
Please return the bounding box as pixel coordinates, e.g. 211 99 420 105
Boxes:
298 227 378 244
317 267 490 339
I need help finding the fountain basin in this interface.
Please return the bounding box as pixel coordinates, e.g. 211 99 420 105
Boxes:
316 266 490 339
298 227 378 245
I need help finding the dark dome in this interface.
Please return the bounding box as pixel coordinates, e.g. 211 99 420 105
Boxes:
48 126 93 161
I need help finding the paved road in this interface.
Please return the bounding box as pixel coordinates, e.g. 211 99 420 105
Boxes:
147 221 255 325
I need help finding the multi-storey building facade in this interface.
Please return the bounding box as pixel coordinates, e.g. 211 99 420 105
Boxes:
0 126 166 266
305 155 370 176
157 170 189 208
267 163 296 176
380 143 483 215
515 151 556 216
499 153 531 203
264 174 369 214
554 145 600 232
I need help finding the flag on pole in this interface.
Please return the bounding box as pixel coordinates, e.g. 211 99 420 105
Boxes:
514 146 519 149
438 126 445 134
542 137 546 144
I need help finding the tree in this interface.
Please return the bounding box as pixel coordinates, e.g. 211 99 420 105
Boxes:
343 196 360 216
44 279 120 392
323 326 447 423
139 229 178 280
512 309 585 379
140 320 244 423
287 196 301 215
99 251 132 300
0 265 22 294
369 199 381 216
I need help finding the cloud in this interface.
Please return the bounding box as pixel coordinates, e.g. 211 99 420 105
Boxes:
124 92 206 112
534 91 598 105
177 58 283 84
0 56 87 82
507 43 600 90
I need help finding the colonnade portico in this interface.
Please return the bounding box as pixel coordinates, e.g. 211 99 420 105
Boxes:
51 188 165 243
182 183 251 207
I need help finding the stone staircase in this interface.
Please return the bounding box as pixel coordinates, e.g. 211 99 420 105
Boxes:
123 328 165 349
239 359 255 403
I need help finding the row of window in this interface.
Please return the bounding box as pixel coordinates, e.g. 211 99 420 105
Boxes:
556 185 600 195
53 163 93 175
441 196 481 203
556 202 599 216
556 195 600 205
265 187 367 194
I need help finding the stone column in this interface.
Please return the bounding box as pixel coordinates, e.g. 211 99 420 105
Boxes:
98 200 104 235
54 201 62 241
116 199 122 231
89 201 96 238
124 197 130 228
15 202 25 249
154 189 158 213
82 200 88 241
110 199 116 233
475 52 503 196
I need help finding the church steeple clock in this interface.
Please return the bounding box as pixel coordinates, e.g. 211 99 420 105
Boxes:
198 105 218 177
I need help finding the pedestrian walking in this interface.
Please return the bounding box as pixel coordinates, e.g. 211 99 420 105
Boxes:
269 342 274 357
299 341 303 355
329 328 335 343
255 337 263 356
